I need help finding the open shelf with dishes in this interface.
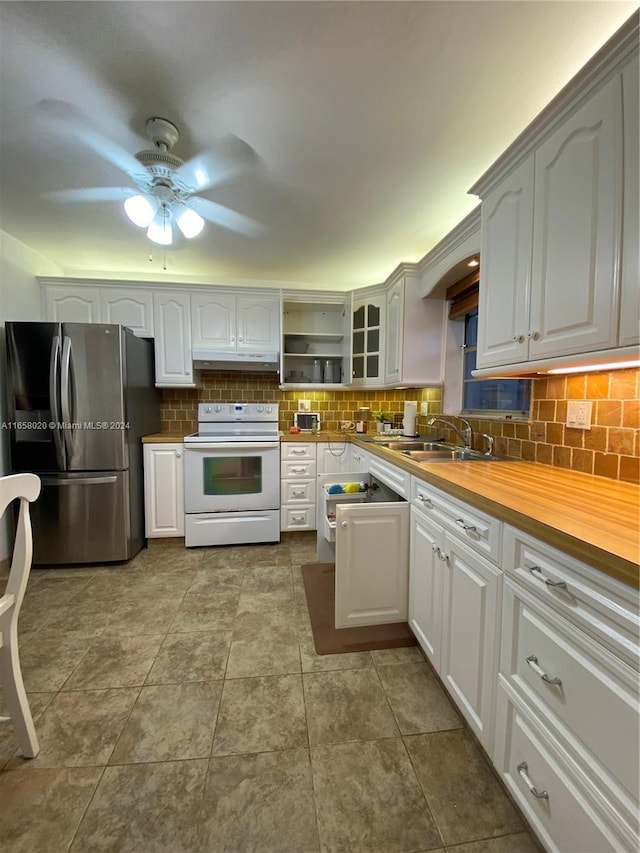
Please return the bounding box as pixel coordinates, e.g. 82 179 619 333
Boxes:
281 292 351 388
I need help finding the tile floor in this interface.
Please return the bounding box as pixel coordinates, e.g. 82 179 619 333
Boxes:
0 533 542 853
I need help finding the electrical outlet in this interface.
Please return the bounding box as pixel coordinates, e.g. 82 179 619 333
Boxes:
298 399 311 412
566 400 592 430
420 402 429 416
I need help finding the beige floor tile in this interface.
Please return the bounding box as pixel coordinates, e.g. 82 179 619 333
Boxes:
70 759 208 853
377 662 463 734
200 748 320 852
235 588 296 617
110 681 222 763
146 630 232 684
212 674 307 755
5 688 138 768
102 597 183 637
303 668 399 745
242 563 295 593
0 693 55 767
0 765 101 853
311 738 442 852
62 634 164 690
446 833 542 853
298 628 374 673
201 542 291 569
170 590 239 633
19 632 93 692
370 645 425 666
405 729 524 846
187 565 246 594
41 595 120 638
226 634 301 678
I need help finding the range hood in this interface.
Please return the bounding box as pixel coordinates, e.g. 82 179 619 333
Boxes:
192 350 280 372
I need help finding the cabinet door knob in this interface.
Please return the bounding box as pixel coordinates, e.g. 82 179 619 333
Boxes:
513 334 525 344
175 451 181 458
528 331 540 341
341 521 348 528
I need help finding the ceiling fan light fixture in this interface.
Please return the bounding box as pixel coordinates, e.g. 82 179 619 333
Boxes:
124 194 157 228
147 208 173 245
175 205 205 239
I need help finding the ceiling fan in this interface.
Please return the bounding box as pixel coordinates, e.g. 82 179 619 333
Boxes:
39 100 265 246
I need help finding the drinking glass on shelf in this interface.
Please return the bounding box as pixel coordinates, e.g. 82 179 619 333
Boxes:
312 359 322 383
323 359 334 383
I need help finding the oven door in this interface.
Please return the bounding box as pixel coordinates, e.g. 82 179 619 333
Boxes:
184 441 280 513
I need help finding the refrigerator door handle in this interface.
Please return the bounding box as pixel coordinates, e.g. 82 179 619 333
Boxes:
49 335 65 468
40 475 118 486
61 335 77 458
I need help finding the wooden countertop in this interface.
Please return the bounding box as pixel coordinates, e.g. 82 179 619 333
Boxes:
353 437 639 589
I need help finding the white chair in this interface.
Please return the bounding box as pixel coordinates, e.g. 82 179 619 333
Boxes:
0 473 41 758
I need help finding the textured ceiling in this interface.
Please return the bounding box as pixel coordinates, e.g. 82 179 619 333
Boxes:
0 1 637 289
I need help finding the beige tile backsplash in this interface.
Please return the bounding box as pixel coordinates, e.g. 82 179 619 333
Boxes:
160 367 639 484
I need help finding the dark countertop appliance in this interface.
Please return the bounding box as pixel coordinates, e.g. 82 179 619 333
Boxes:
5 322 161 564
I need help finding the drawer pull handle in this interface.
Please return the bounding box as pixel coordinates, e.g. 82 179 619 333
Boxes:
291 449 306 455
417 493 433 507
292 490 305 498
526 654 562 687
517 761 549 800
529 566 568 591
290 467 306 474
455 518 477 533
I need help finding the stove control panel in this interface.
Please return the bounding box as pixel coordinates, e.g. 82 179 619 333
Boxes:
198 402 279 422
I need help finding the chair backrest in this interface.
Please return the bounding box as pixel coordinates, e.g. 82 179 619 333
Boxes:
1 473 41 612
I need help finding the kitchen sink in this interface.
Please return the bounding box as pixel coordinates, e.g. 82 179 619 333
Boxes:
402 448 495 462
374 440 447 451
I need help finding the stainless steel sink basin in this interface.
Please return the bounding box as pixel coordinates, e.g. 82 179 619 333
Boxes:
402 448 491 462
376 441 448 451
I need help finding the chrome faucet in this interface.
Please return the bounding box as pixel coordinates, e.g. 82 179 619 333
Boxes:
427 416 473 449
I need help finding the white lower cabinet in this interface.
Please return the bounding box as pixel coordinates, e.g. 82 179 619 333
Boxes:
409 477 501 752
280 441 317 531
143 443 184 537
335 499 409 629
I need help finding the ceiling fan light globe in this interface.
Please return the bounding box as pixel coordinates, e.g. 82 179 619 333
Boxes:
124 194 157 228
176 206 205 239
147 215 173 246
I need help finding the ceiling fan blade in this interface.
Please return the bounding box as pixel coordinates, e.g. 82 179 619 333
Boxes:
189 197 265 238
174 136 260 193
43 187 134 203
36 99 148 180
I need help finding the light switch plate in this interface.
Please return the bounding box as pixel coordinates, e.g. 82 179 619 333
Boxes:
566 400 592 430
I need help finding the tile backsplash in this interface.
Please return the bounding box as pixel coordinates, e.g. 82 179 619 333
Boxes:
160 367 639 483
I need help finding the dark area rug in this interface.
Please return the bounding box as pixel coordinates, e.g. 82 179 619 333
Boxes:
301 562 417 655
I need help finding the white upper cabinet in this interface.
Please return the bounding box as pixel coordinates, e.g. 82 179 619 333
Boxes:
384 272 445 386
476 160 534 368
100 287 154 337
620 55 639 347
44 285 101 323
474 32 638 371
191 291 280 353
153 291 194 386
528 76 622 360
351 288 385 386
281 292 350 387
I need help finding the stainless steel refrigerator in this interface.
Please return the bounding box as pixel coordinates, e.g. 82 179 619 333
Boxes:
5 322 161 564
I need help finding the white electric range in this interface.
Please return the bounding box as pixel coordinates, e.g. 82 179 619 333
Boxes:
183 402 280 547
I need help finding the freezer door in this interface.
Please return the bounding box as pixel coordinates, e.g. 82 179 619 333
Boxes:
31 471 131 564
61 324 127 470
5 322 65 472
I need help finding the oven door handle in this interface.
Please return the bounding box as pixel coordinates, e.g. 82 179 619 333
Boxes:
185 442 279 451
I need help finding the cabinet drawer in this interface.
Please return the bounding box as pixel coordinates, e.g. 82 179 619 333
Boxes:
368 455 410 498
281 442 317 461
281 505 316 531
502 525 639 666
280 459 317 478
501 578 639 818
494 684 635 853
411 477 502 565
281 479 315 504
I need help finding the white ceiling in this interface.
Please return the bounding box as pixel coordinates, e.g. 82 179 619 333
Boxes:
0 1 637 290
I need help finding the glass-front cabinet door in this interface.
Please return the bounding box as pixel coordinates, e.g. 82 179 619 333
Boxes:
351 290 385 385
